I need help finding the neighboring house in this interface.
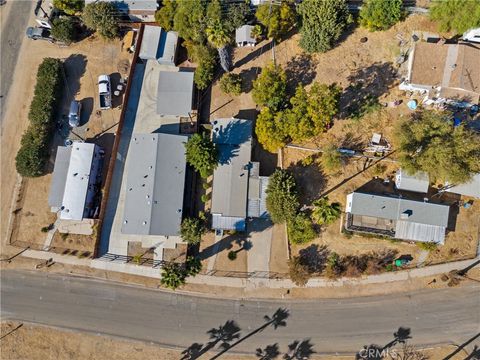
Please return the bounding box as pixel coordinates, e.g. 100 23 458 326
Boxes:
345 192 450 244
446 173 480 198
399 41 480 105
236 25 256 47
49 142 103 221
85 0 158 22
139 25 179 66
210 118 269 232
156 70 194 118
121 133 188 236
395 168 430 193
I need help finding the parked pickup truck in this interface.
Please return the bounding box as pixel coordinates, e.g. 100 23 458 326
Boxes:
98 75 112 110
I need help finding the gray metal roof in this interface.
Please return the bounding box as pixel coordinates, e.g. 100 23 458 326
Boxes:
446 173 480 198
139 25 178 65
235 25 255 45
85 0 157 12
211 119 253 225
395 221 446 244
48 146 72 208
156 71 194 117
121 133 188 236
395 168 430 193
347 192 450 227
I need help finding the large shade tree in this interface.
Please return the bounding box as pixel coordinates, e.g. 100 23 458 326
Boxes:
82 1 119 39
184 133 219 178
359 0 404 31
252 63 287 111
256 0 297 40
430 0 480 34
266 169 300 223
395 110 480 184
297 0 350 53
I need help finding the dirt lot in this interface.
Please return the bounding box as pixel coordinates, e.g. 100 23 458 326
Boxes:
0 321 471 360
4 33 132 252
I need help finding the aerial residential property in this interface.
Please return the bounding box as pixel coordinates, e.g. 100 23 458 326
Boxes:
3 0 480 358
345 192 450 244
210 118 269 232
48 142 103 222
400 40 480 105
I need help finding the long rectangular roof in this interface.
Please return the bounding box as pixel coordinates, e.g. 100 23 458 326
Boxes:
211 118 253 220
347 192 450 227
48 146 72 208
121 133 188 236
59 143 96 221
156 71 194 117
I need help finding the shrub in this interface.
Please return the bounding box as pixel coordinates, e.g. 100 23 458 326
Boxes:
160 262 186 289
228 251 237 261
360 0 403 31
256 0 297 40
287 212 316 245
53 0 84 15
417 241 438 252
297 0 350 53
288 255 311 286
200 194 208 203
51 17 76 44
16 58 63 177
321 144 343 174
266 169 300 223
219 73 242 96
180 217 205 245
82 1 119 39
255 107 288 153
186 256 202 276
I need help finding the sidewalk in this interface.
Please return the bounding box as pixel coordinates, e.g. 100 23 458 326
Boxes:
21 249 479 289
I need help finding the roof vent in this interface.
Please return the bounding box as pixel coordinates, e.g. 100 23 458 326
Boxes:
142 221 147 225
123 220 128 224
401 210 413 219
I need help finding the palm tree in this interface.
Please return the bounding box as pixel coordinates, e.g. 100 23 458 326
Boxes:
206 21 232 72
311 197 341 225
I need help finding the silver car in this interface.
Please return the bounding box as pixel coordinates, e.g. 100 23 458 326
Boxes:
68 100 81 127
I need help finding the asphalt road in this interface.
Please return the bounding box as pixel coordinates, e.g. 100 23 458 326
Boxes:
1 270 479 355
0 0 34 123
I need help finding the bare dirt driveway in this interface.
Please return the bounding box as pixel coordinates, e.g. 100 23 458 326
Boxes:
0 0 34 123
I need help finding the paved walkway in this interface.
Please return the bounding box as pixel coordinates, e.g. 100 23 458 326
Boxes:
21 249 479 289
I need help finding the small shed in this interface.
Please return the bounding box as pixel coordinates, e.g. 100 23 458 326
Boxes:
139 25 178 66
395 169 430 193
236 25 256 47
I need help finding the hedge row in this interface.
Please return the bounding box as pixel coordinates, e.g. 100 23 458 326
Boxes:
16 58 63 177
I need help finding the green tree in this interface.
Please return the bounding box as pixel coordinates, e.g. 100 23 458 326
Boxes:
255 107 289 153
256 0 297 40
395 110 480 184
321 144 343 174
297 0 350 53
252 63 287 111
360 0 404 31
82 1 118 39
430 0 480 34
51 17 76 44
311 197 341 225
160 262 186 289
206 0 233 72
184 133 219 178
284 83 340 142
53 0 84 15
266 169 299 223
155 0 176 31
226 2 251 31
173 0 207 44
185 41 217 90
180 217 205 245
288 255 311 286
185 256 202 276
219 73 242 95
287 212 316 245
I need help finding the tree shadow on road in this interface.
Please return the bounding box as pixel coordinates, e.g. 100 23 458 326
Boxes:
356 327 412 360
